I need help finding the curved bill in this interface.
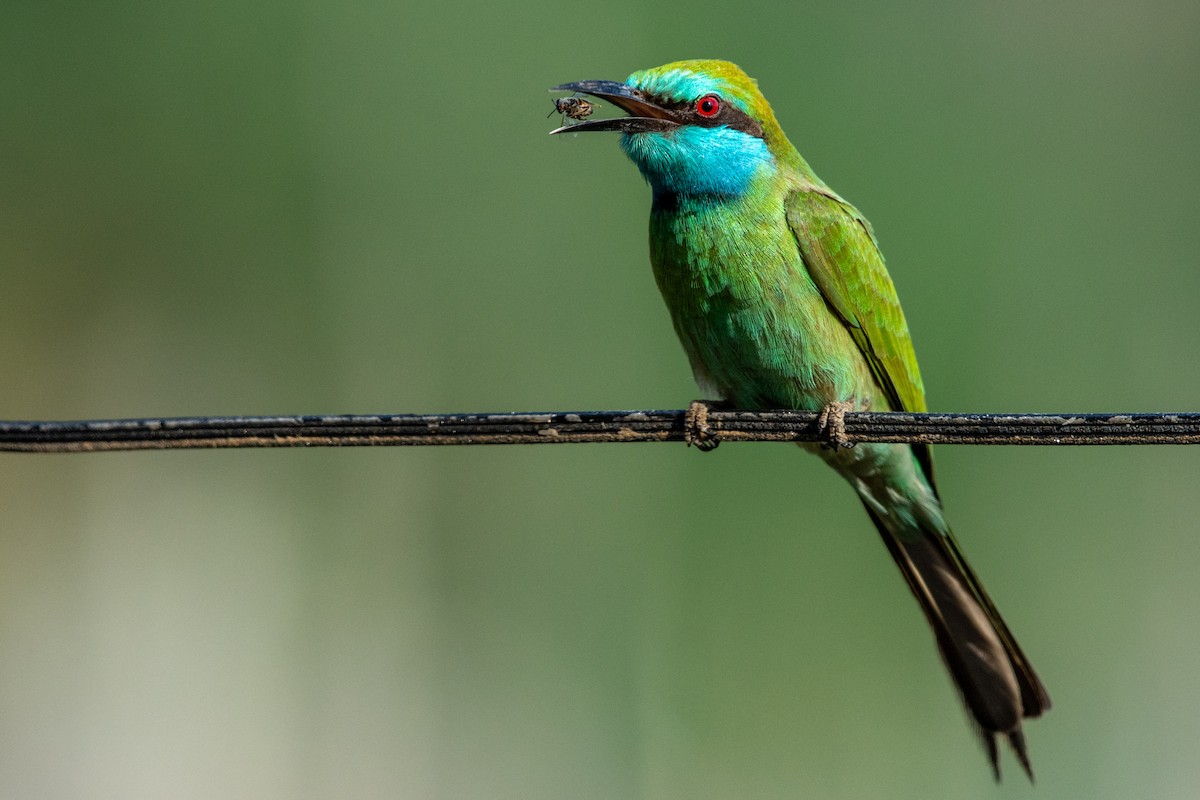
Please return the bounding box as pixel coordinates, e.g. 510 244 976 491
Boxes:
549 80 680 135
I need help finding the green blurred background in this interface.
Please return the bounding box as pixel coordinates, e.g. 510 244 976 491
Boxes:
2 1 1199 798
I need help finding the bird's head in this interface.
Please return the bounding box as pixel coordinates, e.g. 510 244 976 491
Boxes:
550 60 793 198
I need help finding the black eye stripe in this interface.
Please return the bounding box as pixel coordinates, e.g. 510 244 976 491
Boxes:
651 94 765 139
709 106 764 138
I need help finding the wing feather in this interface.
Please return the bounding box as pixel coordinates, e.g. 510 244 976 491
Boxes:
786 187 937 486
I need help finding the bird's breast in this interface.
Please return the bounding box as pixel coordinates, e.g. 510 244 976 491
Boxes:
649 193 877 411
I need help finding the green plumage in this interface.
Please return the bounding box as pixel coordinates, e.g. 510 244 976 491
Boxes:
552 59 1050 780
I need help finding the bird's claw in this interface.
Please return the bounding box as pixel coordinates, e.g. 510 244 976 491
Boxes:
817 401 856 450
684 400 720 452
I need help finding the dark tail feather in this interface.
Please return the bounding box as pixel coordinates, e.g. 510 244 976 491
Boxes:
860 502 1051 782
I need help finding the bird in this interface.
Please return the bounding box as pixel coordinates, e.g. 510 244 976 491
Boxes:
549 59 1050 780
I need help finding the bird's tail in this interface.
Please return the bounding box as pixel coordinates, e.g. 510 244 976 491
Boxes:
859 500 1051 781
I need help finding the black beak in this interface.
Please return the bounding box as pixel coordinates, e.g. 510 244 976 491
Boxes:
548 80 680 135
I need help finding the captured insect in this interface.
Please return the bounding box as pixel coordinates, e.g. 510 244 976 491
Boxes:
548 95 594 122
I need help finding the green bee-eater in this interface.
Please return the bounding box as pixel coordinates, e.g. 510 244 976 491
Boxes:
550 60 1050 780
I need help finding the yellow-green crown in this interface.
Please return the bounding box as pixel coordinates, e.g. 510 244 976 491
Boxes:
626 60 786 142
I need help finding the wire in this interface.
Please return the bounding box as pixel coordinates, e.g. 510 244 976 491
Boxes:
2 410 1199 452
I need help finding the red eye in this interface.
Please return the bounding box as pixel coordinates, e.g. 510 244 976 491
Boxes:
695 94 720 118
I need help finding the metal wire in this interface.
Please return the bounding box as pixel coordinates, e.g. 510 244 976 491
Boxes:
2 410 1199 453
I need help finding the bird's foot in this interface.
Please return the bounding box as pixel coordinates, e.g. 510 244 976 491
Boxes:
684 400 720 452
817 401 856 450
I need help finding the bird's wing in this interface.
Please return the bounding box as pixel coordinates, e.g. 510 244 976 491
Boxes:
786 187 936 486
785 186 927 415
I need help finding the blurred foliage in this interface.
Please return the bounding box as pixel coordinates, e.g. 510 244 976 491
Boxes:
1 2 1199 798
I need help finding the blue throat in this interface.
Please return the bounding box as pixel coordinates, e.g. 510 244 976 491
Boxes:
620 126 774 200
